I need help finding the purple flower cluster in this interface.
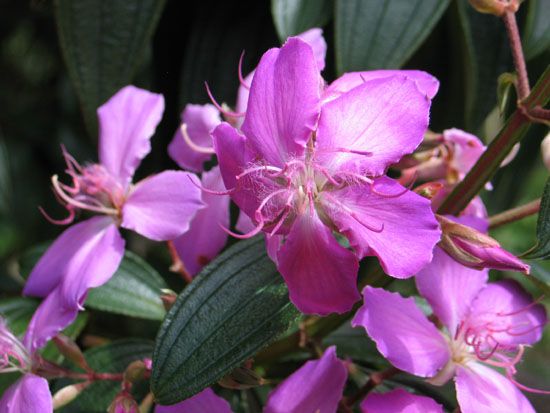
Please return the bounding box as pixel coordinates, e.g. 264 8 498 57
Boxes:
0 28 546 413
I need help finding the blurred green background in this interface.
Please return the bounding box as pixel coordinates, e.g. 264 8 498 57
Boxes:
0 0 548 411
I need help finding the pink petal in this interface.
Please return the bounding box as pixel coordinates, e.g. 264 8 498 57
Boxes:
264 346 347 413
466 279 546 346
361 389 444 413
323 177 440 278
316 75 431 176
23 286 80 353
155 388 232 413
352 287 450 377
235 29 326 116
265 234 282 265
24 217 124 299
324 70 439 102
212 123 276 219
122 171 204 241
455 363 535 413
277 210 360 315
98 86 164 186
241 37 320 167
168 104 221 173
296 28 327 71
0 374 52 413
172 167 229 276
443 128 486 179
416 246 488 336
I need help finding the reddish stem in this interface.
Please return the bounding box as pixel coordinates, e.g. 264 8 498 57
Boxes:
342 366 400 408
489 198 541 229
166 241 193 283
502 11 530 100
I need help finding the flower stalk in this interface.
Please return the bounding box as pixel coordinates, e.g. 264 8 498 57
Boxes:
489 198 541 228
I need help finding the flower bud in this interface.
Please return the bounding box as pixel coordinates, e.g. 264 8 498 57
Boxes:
108 391 139 413
53 335 90 371
52 382 90 409
160 289 177 311
437 215 530 273
123 360 147 384
414 182 443 200
468 0 520 16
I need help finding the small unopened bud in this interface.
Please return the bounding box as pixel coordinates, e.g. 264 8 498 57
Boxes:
108 391 139 413
468 0 520 16
160 289 177 311
52 382 90 409
414 182 443 199
53 335 90 371
123 360 147 384
437 215 530 273
218 366 265 390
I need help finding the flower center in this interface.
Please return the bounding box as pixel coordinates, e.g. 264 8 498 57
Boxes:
41 147 127 225
0 322 31 374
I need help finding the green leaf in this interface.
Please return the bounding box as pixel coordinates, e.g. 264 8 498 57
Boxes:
0 297 38 335
523 177 550 260
0 139 10 215
335 0 450 74
456 0 512 131
86 251 167 320
271 0 333 41
42 313 89 363
523 0 550 60
151 237 300 405
57 339 154 413
18 242 49 280
54 0 167 136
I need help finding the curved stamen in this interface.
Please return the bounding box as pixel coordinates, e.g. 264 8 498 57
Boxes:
39 205 75 226
236 165 283 180
219 219 264 239
180 124 215 154
60 144 83 174
254 189 290 222
371 180 412 198
497 296 545 317
505 370 550 395
204 82 245 118
186 174 235 196
238 51 250 91
51 175 118 216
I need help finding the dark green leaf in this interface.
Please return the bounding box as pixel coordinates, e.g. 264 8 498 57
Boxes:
57 339 154 413
0 139 10 215
335 0 450 74
523 0 550 60
18 242 49 280
523 177 550 260
55 0 167 136
151 237 300 405
0 297 38 335
271 0 333 41
456 0 512 131
86 251 168 320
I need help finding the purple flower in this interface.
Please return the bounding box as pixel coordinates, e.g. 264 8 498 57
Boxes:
361 389 443 413
0 289 82 412
212 37 441 315
23 86 204 308
171 166 230 276
352 251 546 413
154 388 232 413
165 30 327 276
264 346 347 413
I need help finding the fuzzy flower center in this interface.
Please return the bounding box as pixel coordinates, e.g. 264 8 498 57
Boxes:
0 323 31 374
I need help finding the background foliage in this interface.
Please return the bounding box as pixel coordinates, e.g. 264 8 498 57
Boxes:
0 0 548 411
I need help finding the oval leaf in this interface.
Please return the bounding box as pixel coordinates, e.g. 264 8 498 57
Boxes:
523 0 550 61
271 0 333 41
335 0 450 74
86 251 168 320
151 237 300 405
55 0 167 136
523 177 550 260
